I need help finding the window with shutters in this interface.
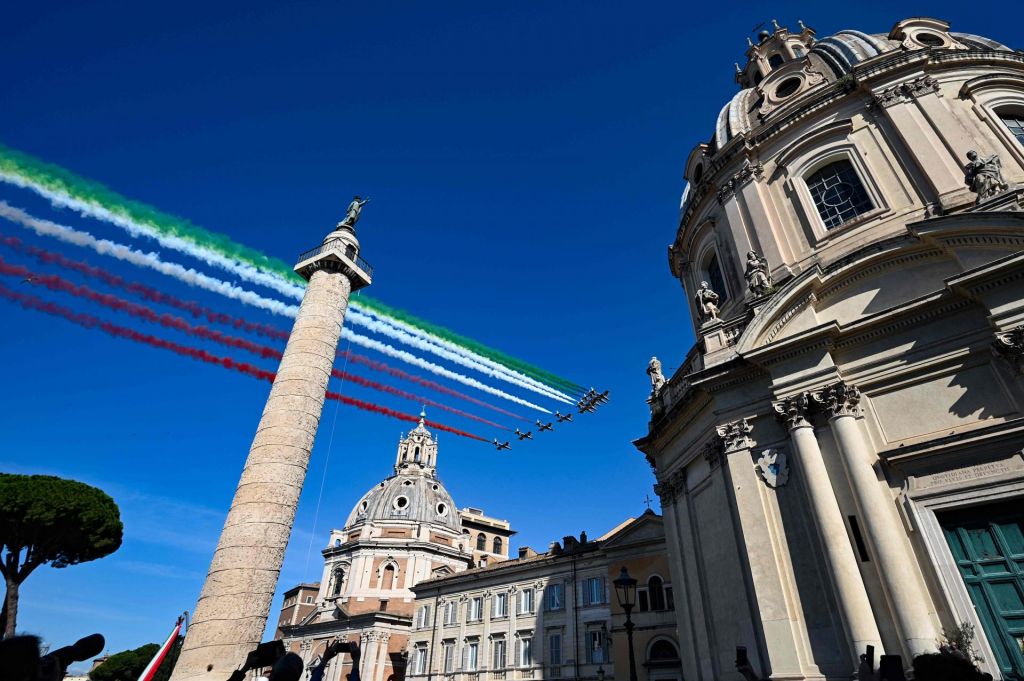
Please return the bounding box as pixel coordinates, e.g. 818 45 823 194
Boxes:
583 576 605 605
519 588 535 614
492 638 507 670
443 601 458 626
545 583 564 611
416 605 432 629
413 645 428 674
493 592 508 618
469 596 483 621
517 636 533 667
465 641 479 671
443 642 455 673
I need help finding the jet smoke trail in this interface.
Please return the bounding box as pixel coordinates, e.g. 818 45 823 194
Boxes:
0 146 582 393
0 204 558 409
0 256 509 431
0 281 487 442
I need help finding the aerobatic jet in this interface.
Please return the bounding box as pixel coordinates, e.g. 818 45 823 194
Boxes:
515 428 533 441
493 439 511 451
556 411 573 423
536 420 553 432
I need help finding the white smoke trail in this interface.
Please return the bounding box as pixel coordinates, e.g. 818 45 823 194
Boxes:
0 202 551 413
0 202 299 317
0 171 306 300
340 328 549 413
1 171 574 398
346 307 572 404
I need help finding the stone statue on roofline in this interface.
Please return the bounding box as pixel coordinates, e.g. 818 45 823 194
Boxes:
647 357 666 394
340 195 370 228
695 281 720 324
744 250 774 297
964 151 1008 205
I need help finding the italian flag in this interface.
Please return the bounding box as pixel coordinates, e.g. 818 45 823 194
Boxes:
137 617 184 681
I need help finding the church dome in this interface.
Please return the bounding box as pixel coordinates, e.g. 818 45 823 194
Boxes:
343 414 463 534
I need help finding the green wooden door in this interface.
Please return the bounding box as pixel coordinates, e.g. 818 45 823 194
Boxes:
941 502 1024 680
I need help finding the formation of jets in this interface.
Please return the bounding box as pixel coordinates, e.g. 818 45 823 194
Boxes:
491 388 609 450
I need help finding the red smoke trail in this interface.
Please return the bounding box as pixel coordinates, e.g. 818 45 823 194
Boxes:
0 232 289 341
339 350 528 422
324 390 487 441
0 281 488 442
0 256 509 431
330 368 509 430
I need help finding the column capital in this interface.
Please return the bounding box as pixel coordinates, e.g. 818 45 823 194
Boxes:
773 392 812 429
715 418 754 453
994 325 1024 374
653 468 687 506
811 381 861 418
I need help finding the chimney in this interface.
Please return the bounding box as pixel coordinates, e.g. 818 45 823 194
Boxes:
518 546 538 559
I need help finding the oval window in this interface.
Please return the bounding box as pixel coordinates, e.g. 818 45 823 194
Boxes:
360 500 368 513
437 503 448 517
775 77 801 99
394 496 409 510
916 32 944 47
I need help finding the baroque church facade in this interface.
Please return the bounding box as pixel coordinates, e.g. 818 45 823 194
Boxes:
636 16 1024 681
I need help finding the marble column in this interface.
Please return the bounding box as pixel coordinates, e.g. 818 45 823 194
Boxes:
812 382 937 658
773 394 883 666
172 224 372 681
361 632 380 681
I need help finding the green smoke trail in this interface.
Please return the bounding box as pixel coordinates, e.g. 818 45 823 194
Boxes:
0 142 583 393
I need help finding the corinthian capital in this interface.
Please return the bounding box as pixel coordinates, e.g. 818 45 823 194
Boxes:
811 381 861 418
715 418 754 453
773 392 812 430
995 325 1024 374
653 480 674 507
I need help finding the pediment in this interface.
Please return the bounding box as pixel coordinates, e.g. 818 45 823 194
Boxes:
601 513 664 548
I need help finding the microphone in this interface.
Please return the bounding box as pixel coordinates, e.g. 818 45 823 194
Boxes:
46 633 106 668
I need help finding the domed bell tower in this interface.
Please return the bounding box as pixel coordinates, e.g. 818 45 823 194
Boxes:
395 410 439 476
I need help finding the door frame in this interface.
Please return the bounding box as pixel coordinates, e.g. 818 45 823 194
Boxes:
905 471 1024 680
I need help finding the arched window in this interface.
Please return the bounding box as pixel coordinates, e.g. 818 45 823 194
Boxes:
1000 112 1024 146
768 53 785 69
703 252 729 304
648 576 666 611
381 563 396 589
332 567 345 596
476 533 487 551
806 159 874 229
493 536 503 554
648 640 679 662
414 446 421 462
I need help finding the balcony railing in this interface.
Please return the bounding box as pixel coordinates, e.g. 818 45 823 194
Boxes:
296 238 374 278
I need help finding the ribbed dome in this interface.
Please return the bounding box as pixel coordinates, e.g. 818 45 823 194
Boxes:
345 473 462 532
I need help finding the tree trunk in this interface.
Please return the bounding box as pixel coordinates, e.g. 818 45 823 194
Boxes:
3 576 18 638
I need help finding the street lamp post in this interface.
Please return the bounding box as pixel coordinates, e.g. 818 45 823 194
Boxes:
613 567 639 681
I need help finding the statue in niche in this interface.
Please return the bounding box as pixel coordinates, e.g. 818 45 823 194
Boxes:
340 195 370 228
647 357 666 394
694 281 721 323
744 250 774 296
964 151 1008 204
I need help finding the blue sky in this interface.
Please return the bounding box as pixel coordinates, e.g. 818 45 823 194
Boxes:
0 0 1016 665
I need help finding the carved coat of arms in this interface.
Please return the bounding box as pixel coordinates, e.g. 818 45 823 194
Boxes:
756 448 789 488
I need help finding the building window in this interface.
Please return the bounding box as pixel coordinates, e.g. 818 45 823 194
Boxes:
493 536 503 554
665 586 675 611
545 583 564 611
703 252 728 304
464 641 479 671
469 596 483 621
416 604 432 629
444 601 458 625
517 636 533 667
381 563 396 589
583 577 605 605
332 567 345 597
768 53 784 69
443 641 455 673
413 645 428 675
638 589 649 613
519 588 535 614
1000 112 1024 147
648 576 666 611
476 533 487 551
549 633 562 665
587 631 607 664
493 592 508 618
805 159 874 229
492 638 507 670
305 596 313 604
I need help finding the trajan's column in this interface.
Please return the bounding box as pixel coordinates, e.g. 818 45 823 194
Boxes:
171 198 373 681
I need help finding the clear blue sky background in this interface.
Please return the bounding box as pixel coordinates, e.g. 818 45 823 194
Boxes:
0 0 1015 665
